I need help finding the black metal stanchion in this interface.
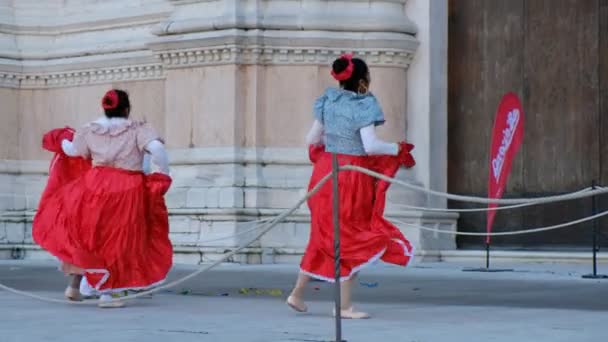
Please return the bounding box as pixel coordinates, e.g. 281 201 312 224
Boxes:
463 209 513 273
485 242 490 269
582 181 608 279
463 242 513 272
331 153 344 342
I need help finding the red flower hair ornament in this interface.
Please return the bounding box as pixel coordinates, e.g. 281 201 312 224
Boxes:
101 90 119 110
331 53 355 81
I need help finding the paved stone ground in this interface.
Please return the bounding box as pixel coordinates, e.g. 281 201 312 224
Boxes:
1 260 607 342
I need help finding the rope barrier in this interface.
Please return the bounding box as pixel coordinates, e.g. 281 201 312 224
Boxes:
0 173 332 305
342 165 608 205
1 164 607 305
386 188 593 213
196 218 272 244
390 207 608 236
388 201 532 213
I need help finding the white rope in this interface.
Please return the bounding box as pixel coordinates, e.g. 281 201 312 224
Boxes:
342 165 608 205
390 207 608 236
386 188 594 213
196 218 272 244
0 173 332 305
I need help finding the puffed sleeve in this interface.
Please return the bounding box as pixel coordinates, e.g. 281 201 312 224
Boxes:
355 95 385 129
313 91 328 124
136 123 163 152
70 126 91 157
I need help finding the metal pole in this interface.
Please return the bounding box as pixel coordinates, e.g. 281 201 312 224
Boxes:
485 242 490 269
331 153 342 342
592 182 598 277
582 181 608 279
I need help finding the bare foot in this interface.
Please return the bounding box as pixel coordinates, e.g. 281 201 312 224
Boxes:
335 307 370 319
64 287 82 302
286 295 308 313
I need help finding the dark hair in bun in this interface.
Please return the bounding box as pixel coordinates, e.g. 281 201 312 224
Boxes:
332 57 369 92
102 89 131 118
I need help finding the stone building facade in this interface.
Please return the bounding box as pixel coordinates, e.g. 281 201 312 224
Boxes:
0 0 456 263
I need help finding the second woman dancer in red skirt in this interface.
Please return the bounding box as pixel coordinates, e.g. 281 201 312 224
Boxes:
287 54 416 319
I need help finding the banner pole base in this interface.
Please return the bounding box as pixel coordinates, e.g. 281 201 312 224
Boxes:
462 268 515 273
462 243 514 273
582 274 608 279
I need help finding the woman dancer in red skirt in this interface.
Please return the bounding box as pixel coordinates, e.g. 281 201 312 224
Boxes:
287 54 416 319
33 89 173 308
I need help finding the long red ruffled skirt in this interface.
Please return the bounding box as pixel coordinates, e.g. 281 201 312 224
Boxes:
33 165 173 292
300 145 414 282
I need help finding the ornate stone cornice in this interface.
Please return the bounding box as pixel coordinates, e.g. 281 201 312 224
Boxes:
0 64 164 89
150 29 419 69
0 73 20 88
156 46 415 69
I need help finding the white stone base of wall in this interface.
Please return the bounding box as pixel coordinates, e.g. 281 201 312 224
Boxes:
0 208 458 263
0 147 459 264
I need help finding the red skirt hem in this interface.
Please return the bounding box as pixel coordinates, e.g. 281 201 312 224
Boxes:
301 238 415 283
299 145 414 281
33 165 173 292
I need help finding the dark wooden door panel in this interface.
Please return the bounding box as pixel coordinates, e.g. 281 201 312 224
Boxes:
522 0 599 193
449 0 605 248
448 0 526 193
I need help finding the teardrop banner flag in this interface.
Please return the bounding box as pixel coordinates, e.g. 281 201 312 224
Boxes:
486 93 524 244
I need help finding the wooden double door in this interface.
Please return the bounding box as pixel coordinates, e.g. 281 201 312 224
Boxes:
448 0 608 249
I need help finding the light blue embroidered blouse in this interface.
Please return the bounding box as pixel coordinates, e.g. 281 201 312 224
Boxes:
314 87 385 156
